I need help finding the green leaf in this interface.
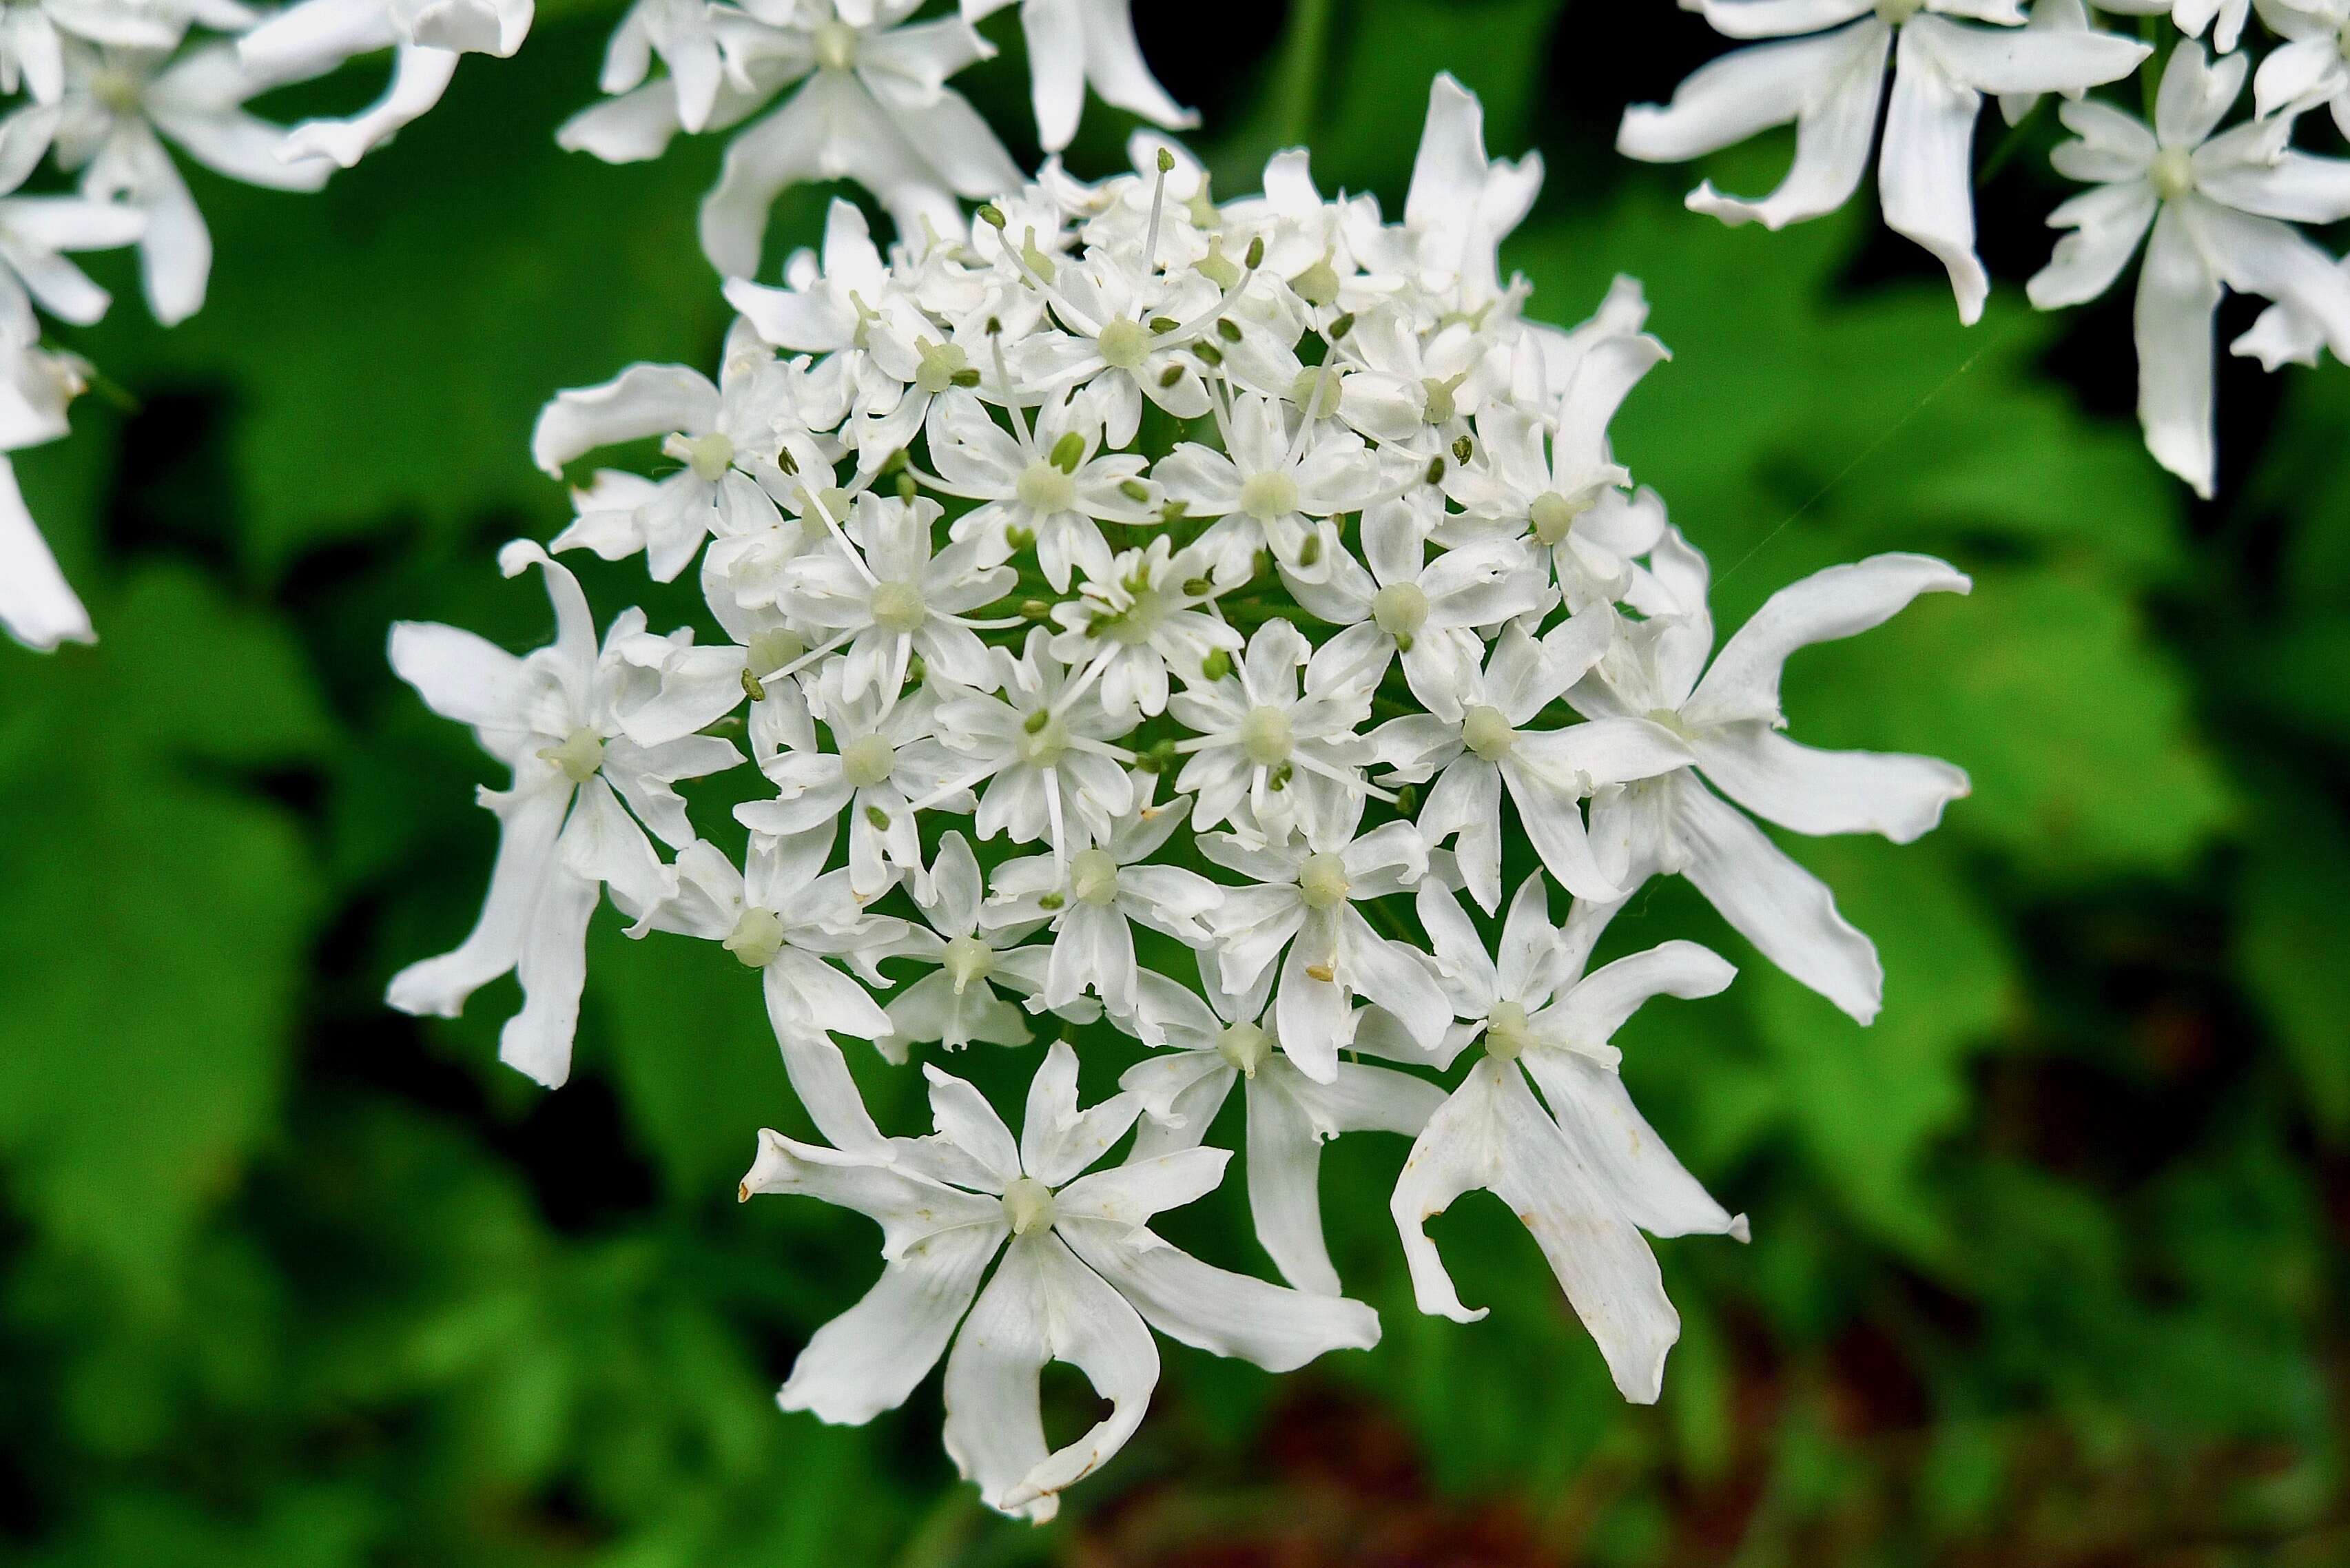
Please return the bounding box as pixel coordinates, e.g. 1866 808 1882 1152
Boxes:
1742 838 2014 1264
0 561 334 1288
2236 784 2350 1139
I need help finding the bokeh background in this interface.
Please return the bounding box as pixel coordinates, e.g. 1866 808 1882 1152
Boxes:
4 0 2347 1562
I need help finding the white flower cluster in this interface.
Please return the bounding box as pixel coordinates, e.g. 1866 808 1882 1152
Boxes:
0 0 349 647
389 74 1972 1521
558 0 1194 277
1621 0 2350 497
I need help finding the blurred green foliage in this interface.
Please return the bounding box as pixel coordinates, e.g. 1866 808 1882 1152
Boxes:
2 0 2345 1562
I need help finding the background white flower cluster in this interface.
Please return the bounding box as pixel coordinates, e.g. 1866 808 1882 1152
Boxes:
0 0 1175 647
386 61 1975 1519
1622 0 2350 496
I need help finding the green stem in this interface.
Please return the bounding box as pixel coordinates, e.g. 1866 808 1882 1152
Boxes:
1273 0 1334 145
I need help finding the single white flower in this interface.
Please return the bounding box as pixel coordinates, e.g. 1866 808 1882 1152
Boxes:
1617 0 2150 323
566 0 1023 278
1571 527 1971 1023
929 626 1137 856
1047 534 1244 724
1393 890 1744 1403
1159 390 1389 585
236 0 531 169
922 382 1161 590
962 0 1193 152
981 769 1223 1022
626 825 909 1151
1199 794 1451 1081
2028 43 2350 496
52 39 337 324
1294 493 1556 710
533 329 813 581
0 102 144 340
875 829 1068 1057
1374 613 1695 914
779 491 1016 700
1168 617 1377 839
734 657 966 900
383 541 745 1086
739 1042 1380 1520
1118 969 1444 1294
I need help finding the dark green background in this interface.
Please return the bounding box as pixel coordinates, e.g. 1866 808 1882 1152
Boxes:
3 0 2344 1560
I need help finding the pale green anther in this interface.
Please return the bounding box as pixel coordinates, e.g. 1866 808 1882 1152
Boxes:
896 471 919 499
90 66 141 114
865 804 891 829
1120 479 1152 504
1018 460 1078 515
1425 455 1447 484
539 727 604 783
1020 598 1052 620
1297 533 1323 567
1020 229 1056 282
812 17 858 70
1005 524 1037 551
839 732 898 787
1158 362 1184 389
977 203 1008 229
1530 490 1589 545
1299 852 1351 910
1097 317 1152 370
1193 341 1224 367
798 484 855 526
1217 318 1242 343
1182 576 1212 596
2151 146 2196 202
905 654 927 685
1048 431 1086 473
943 933 994 992
1292 255 1340 307
1197 236 1241 288
1371 581 1430 639
1239 470 1300 520
1484 1000 1534 1062
1327 311 1355 340
1462 704 1517 761
869 579 927 632
1453 435 1473 464
1268 760 1293 791
748 627 805 677
677 431 734 482
915 339 971 395
1038 891 1065 911
1156 146 1176 174
1421 373 1467 426
1245 236 1265 269
1240 704 1294 766
1292 367 1342 418
1070 847 1120 906
1017 714 1069 765
1186 174 1219 230
1148 316 1180 335
1217 1021 1272 1077
1201 648 1233 681
1002 1175 1055 1235
1022 708 1052 734
741 666 767 703
724 907 785 969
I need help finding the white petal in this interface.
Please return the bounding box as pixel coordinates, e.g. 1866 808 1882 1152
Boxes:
1058 1217 1380 1370
1690 723 1970 842
530 362 719 477
943 1231 1157 1523
1685 553 1971 728
779 1216 1004 1424
1879 26 1991 324
1672 773 1884 1024
2132 203 2223 498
